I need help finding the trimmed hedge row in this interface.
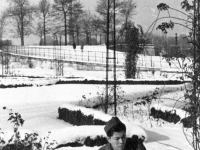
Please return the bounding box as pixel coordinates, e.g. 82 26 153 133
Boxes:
0 75 44 78
84 136 107 147
0 78 187 88
56 142 83 148
55 136 107 148
57 107 145 148
2 143 41 150
151 107 194 128
0 84 33 88
58 108 106 125
0 83 55 88
57 79 186 85
150 107 181 124
57 108 107 147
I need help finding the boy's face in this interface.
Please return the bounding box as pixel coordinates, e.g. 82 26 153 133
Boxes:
108 131 127 150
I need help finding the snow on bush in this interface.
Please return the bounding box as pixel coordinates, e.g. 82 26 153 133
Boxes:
59 104 147 140
43 126 106 146
152 103 188 119
0 78 59 87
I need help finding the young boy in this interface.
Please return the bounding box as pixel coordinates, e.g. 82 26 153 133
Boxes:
99 117 146 150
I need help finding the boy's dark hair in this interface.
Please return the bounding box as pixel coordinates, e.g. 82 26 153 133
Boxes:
106 123 126 137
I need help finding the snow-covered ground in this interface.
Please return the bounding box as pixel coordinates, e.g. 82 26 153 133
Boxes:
0 46 194 150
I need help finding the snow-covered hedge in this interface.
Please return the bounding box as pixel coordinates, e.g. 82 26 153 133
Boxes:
58 104 147 140
152 104 188 119
150 107 181 123
57 78 187 85
150 104 193 128
58 108 106 125
0 77 187 88
0 77 58 88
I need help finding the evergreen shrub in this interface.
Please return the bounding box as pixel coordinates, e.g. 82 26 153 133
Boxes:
84 136 107 147
180 116 193 128
55 142 83 148
58 108 106 125
150 107 181 123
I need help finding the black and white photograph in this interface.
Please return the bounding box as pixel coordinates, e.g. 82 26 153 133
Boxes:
0 0 198 150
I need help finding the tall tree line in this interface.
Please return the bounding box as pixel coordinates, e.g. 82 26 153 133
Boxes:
0 0 138 46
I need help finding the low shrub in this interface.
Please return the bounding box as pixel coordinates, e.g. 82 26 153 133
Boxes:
150 107 181 124
55 141 83 148
58 108 106 125
0 107 42 150
2 143 31 150
84 136 107 147
56 80 186 85
180 116 193 128
55 136 107 149
0 84 32 88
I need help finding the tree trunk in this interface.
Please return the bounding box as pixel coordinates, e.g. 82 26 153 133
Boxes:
64 13 67 45
76 27 79 45
44 17 46 45
21 19 24 46
96 31 98 45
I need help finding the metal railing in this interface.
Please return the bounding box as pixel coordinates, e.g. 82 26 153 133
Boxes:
4 45 124 65
1 45 181 70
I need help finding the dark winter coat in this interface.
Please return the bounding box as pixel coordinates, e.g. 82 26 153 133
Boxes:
99 138 146 150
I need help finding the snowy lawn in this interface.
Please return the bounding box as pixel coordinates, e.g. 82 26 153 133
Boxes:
0 45 193 150
0 81 193 150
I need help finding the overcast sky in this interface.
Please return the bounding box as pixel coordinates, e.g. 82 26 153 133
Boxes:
0 0 191 43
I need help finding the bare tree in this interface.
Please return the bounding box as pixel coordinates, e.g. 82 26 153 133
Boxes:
96 0 121 25
52 0 83 45
52 0 70 45
91 17 102 44
80 11 93 45
35 22 44 45
96 0 123 44
119 0 137 28
68 1 83 44
74 14 83 45
6 0 35 46
0 11 8 41
37 0 51 45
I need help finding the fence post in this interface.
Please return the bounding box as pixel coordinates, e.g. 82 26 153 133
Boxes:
69 50 71 60
95 51 96 62
88 51 89 61
142 55 143 66
160 55 162 68
117 53 118 64
102 52 103 63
